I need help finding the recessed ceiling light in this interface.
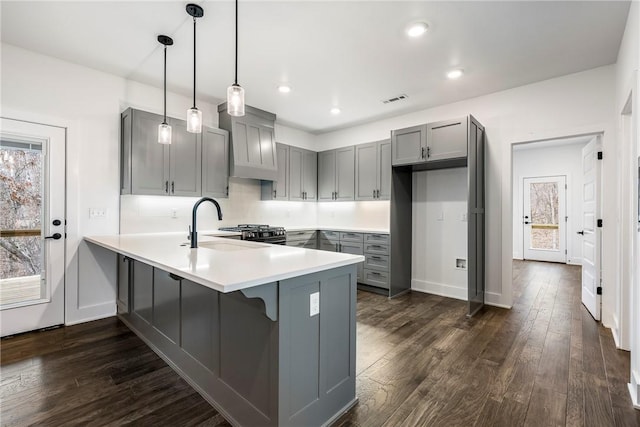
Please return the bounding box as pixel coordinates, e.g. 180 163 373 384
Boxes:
277 85 291 93
330 107 341 115
447 69 464 80
407 22 428 38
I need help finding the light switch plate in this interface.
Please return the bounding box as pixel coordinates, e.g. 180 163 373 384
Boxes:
310 292 320 316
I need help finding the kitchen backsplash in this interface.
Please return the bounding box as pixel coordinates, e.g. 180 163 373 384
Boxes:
120 177 390 234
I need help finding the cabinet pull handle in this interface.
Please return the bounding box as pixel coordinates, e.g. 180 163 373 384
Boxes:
427 146 431 158
371 256 382 260
373 189 376 198
273 190 277 198
377 189 380 198
168 273 182 281
165 181 169 193
171 181 175 194
421 147 425 159
371 272 381 276
226 186 229 196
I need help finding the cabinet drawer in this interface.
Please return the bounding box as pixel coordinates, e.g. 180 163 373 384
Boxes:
319 230 340 240
339 232 363 243
286 230 317 242
361 269 390 289
364 243 389 256
364 233 389 245
364 254 389 271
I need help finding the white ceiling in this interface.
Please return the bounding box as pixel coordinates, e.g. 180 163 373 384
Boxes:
0 1 630 134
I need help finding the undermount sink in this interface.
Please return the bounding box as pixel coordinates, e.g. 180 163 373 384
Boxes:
196 241 264 251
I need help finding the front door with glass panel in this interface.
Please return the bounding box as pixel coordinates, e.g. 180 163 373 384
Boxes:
1 118 65 336
523 176 567 263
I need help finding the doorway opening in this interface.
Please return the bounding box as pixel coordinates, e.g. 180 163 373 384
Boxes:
512 133 603 321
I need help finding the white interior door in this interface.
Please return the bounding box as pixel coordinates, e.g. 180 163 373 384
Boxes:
523 175 567 263
580 138 601 321
1 118 66 336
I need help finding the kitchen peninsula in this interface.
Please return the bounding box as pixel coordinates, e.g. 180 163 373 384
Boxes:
86 233 363 427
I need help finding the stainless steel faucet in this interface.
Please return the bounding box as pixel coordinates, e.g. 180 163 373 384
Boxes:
190 197 223 248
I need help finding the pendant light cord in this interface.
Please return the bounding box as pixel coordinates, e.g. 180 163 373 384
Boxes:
193 17 197 109
163 45 167 123
234 0 238 85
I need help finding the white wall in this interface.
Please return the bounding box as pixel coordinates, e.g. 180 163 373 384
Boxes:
412 168 468 300
614 0 640 408
512 140 590 265
316 65 617 308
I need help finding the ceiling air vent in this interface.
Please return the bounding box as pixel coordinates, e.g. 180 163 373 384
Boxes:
382 94 408 104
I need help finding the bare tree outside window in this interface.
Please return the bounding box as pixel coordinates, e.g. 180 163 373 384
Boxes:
529 182 559 250
1 145 43 280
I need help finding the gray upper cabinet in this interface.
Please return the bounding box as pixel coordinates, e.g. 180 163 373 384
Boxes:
262 143 289 200
121 108 203 197
318 147 355 201
426 118 467 161
289 146 317 201
169 117 201 197
391 124 426 166
218 103 278 181
202 127 230 198
355 140 391 201
318 150 336 201
391 117 469 167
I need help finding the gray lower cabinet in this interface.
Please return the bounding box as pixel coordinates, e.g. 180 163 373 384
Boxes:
117 255 131 314
121 107 226 197
262 143 289 200
316 231 363 282
361 233 390 289
286 229 317 248
118 257 357 427
318 147 355 201
202 127 230 198
355 139 391 201
218 103 278 181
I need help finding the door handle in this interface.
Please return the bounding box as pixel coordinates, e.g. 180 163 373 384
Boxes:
524 221 531 225
52 219 62 226
44 233 62 240
577 230 585 235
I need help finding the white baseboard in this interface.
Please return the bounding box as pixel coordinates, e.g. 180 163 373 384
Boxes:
65 310 116 326
411 279 467 301
629 370 640 409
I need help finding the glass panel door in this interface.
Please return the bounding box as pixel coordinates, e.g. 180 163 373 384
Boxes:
523 176 567 263
1 118 65 337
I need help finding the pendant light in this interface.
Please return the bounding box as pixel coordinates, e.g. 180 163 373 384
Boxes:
186 3 204 133
226 0 245 116
157 35 174 144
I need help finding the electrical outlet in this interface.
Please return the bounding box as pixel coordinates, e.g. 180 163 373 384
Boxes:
310 292 320 316
461 213 468 222
89 208 106 218
437 211 444 221
171 208 178 219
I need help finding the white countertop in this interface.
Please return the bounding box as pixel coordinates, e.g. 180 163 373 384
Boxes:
286 226 390 234
85 233 364 293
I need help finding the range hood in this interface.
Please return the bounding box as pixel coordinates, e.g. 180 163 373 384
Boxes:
218 103 279 181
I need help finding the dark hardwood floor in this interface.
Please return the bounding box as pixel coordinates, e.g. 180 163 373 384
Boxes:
1 261 638 426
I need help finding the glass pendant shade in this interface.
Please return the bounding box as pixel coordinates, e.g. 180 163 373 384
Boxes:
227 84 245 117
186 107 202 133
158 122 172 144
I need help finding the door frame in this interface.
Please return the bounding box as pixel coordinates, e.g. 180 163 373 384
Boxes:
521 175 567 263
0 117 67 336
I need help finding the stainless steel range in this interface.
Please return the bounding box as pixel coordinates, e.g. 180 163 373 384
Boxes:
219 224 286 245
